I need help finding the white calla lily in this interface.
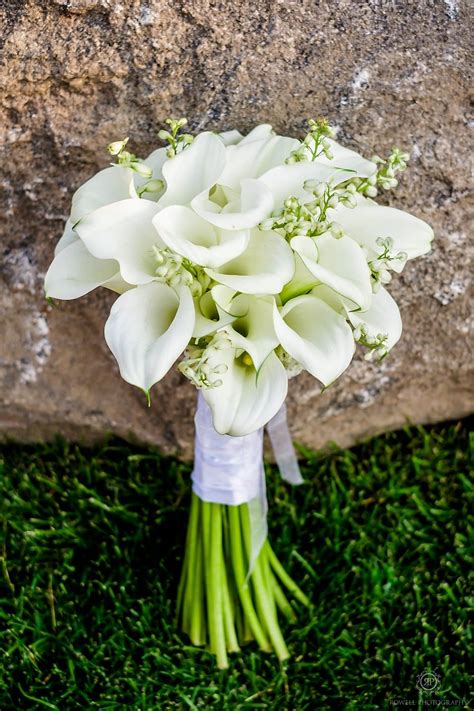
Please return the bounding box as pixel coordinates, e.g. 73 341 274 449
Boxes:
219 129 244 146
332 197 434 263
70 165 138 224
54 219 78 255
314 137 377 176
191 178 274 230
75 199 162 285
159 132 226 207
238 124 274 144
273 294 355 386
218 136 299 190
192 290 238 338
45 239 120 300
310 283 346 314
211 284 242 313
226 295 279 371
280 253 320 303
260 162 363 209
202 347 288 436
153 205 249 268
290 233 372 310
348 286 402 352
206 229 294 295
104 281 195 394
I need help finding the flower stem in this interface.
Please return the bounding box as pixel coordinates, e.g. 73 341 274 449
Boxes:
177 494 309 666
190 509 205 645
240 505 290 662
178 492 200 634
228 505 271 652
266 542 311 607
203 501 227 668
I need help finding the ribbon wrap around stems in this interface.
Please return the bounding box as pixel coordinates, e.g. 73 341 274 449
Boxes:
191 392 303 571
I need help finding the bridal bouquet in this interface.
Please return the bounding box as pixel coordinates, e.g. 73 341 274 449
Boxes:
45 118 433 667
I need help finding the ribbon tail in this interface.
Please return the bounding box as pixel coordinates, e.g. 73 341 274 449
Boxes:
246 464 268 582
266 402 303 485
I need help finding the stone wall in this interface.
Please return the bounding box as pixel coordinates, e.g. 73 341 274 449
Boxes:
1 0 472 458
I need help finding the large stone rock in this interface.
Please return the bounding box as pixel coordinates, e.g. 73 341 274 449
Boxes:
0 0 472 458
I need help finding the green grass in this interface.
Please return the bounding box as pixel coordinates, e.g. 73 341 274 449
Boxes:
0 420 472 709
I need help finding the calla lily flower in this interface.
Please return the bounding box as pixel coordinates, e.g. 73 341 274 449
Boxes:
206 228 294 295
332 196 434 264
347 285 402 352
280 252 320 304
153 205 249 268
260 162 367 210
104 281 195 394
219 129 244 146
225 295 279 371
49 165 157 299
273 294 355 386
54 219 78 255
47 219 132 299
159 132 226 208
70 165 138 224
218 133 299 190
75 199 163 285
45 239 121 300
310 137 377 176
239 124 274 143
202 346 288 436
192 290 239 338
290 233 372 310
191 178 274 230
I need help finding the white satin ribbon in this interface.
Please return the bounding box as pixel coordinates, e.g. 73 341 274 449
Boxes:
267 403 304 486
191 392 302 570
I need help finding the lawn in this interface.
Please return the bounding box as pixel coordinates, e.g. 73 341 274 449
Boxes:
0 420 472 709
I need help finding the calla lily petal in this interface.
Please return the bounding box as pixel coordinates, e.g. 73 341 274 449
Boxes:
76 199 162 285
193 290 236 338
202 348 288 436
315 138 376 176
219 129 244 146
70 165 138 224
206 229 294 295
348 286 402 351
291 233 372 310
54 219 78 255
310 283 346 314
104 282 195 392
153 205 249 268
260 162 362 210
102 273 134 295
333 197 434 263
159 132 226 207
218 136 299 190
239 124 274 144
192 178 274 230
280 252 320 303
226 295 279 371
273 294 355 386
211 285 241 313
45 239 119 300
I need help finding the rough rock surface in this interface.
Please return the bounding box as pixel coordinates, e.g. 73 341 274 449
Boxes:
0 0 472 458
